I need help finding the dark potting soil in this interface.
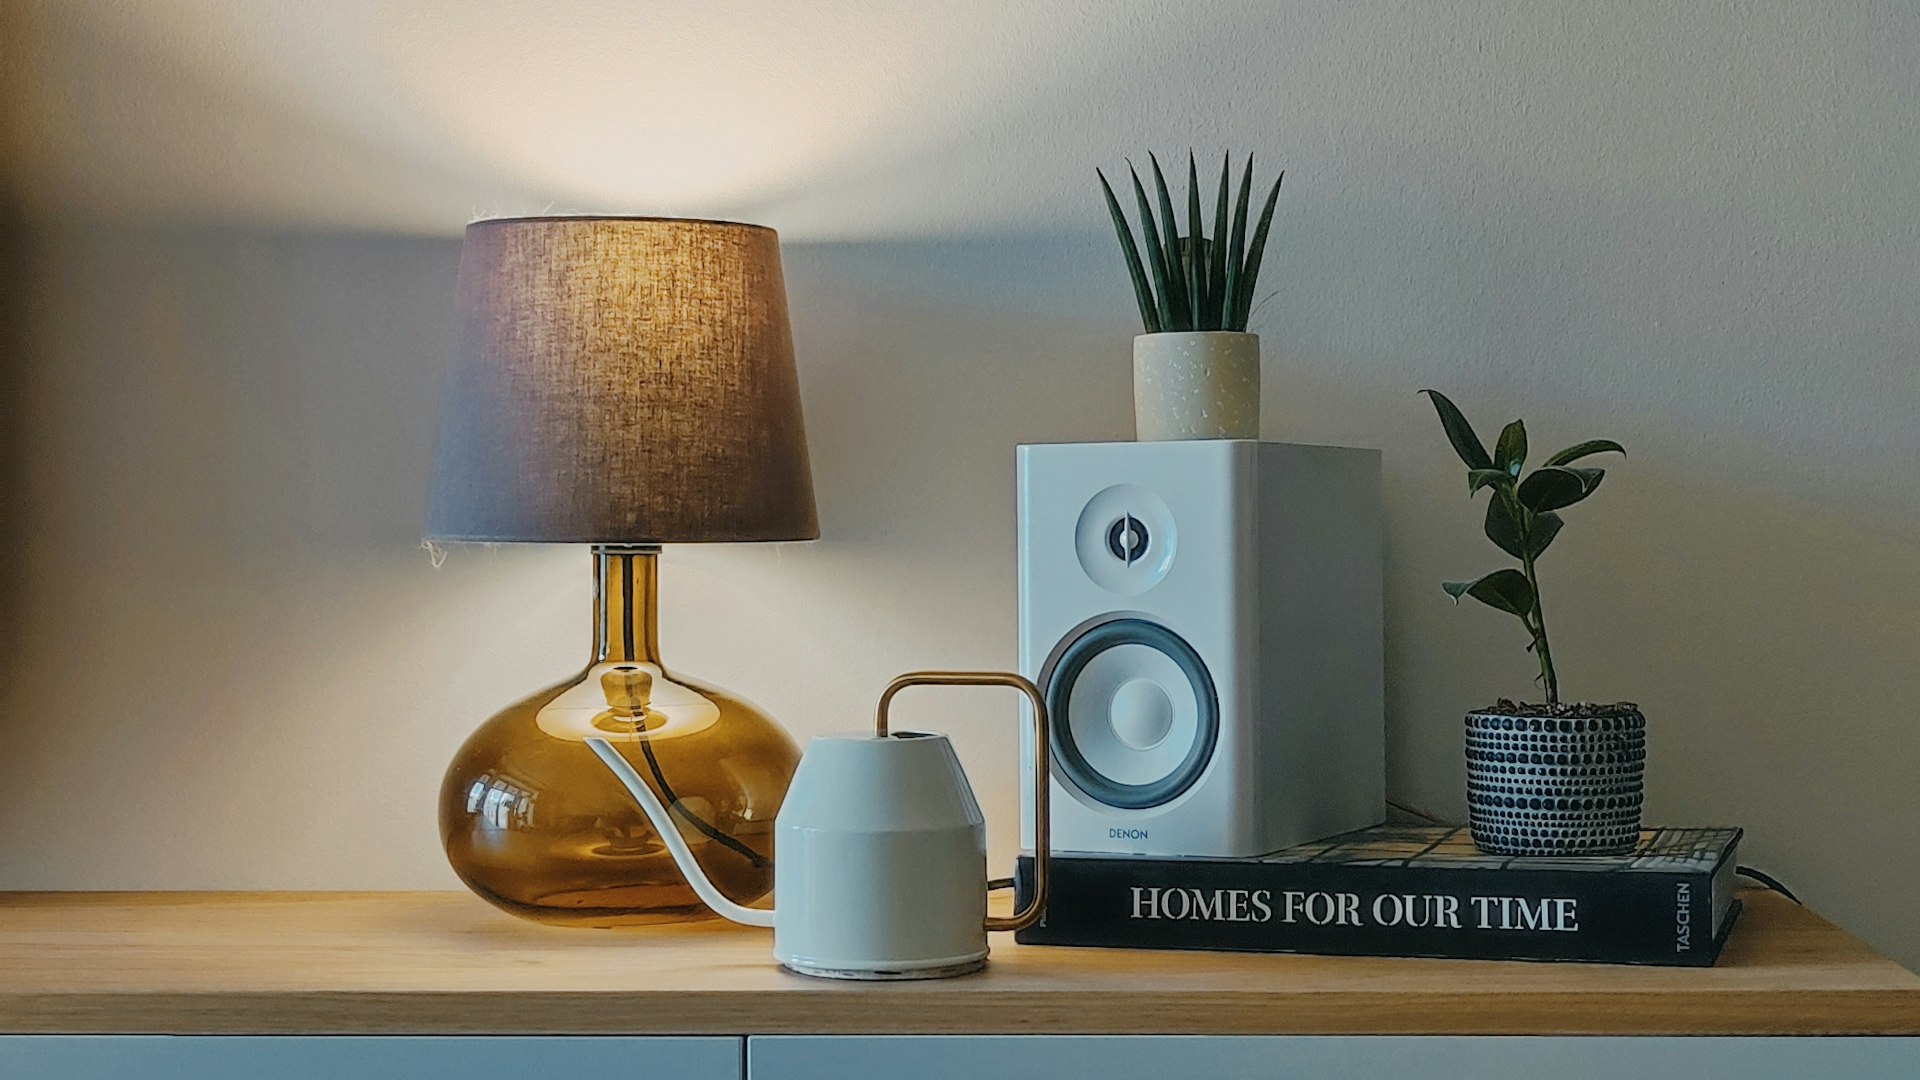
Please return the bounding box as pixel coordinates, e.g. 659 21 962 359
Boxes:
1473 698 1641 719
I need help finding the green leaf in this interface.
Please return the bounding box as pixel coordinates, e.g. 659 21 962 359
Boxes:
1125 162 1175 331
1517 465 1604 512
1543 439 1626 467
1186 151 1204 331
1420 389 1494 471
1097 169 1160 333
1234 168 1284 328
1442 569 1536 619
1494 419 1527 477
1468 468 1508 495
1483 497 1526 559
1223 155 1252 332
1176 236 1211 325
1208 152 1230 330
1525 511 1564 559
1517 468 1584 512
1148 153 1190 330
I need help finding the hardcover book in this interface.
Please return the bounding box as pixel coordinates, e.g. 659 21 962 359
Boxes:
1015 825 1742 966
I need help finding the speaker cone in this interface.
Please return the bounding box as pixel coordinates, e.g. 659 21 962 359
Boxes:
1039 617 1219 809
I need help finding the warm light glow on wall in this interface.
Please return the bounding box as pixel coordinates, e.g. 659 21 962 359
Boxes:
364 2 937 216
8 0 1151 237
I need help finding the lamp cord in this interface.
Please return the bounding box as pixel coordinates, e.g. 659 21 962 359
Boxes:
635 736 768 870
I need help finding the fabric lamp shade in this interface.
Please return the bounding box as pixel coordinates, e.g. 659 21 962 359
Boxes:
426 216 819 544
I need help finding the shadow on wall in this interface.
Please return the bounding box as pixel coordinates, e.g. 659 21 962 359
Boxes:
0 216 1915 971
0 212 27 677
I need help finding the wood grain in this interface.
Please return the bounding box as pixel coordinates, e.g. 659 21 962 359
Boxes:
0 890 1914 1036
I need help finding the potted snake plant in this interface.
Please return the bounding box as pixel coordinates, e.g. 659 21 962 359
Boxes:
1098 152 1283 440
1422 390 1644 856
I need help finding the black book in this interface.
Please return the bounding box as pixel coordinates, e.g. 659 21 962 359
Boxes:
1015 824 1742 966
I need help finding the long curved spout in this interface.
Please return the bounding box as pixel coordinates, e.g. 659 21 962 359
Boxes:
585 736 776 928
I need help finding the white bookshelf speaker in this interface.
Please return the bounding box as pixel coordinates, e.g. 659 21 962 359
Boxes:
1018 440 1384 858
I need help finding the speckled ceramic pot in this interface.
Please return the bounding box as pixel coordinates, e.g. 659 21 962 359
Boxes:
1132 331 1260 440
1465 706 1647 856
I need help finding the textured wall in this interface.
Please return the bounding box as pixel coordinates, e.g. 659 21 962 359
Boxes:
3 1 1917 966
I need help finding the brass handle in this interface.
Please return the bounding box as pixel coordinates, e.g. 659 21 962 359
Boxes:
875 671 1050 934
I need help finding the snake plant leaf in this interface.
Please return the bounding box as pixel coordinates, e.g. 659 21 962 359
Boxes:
1224 155 1252 332
1518 465 1605 513
1525 510 1565 559
1494 419 1527 477
1420 389 1495 471
1543 439 1626 467
1148 152 1190 330
1097 169 1159 333
1182 236 1213 323
1208 152 1230 329
1442 569 1536 619
1126 161 1175 330
1468 468 1509 494
1483 496 1527 559
1234 169 1285 328
1186 151 1204 329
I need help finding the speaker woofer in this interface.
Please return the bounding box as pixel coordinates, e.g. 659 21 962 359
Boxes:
1039 617 1219 809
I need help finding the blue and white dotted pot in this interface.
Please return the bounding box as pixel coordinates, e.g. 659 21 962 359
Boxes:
1464 706 1646 856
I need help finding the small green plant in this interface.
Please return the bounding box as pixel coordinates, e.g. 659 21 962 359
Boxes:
1097 151 1284 334
1422 390 1625 706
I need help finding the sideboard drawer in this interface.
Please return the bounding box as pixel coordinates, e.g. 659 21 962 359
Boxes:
748 1035 1920 1080
0 1036 744 1080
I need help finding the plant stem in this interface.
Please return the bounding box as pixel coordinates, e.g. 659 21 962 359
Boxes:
1519 546 1558 706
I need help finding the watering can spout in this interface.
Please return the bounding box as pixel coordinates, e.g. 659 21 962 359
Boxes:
588 670 1049 979
585 735 776 928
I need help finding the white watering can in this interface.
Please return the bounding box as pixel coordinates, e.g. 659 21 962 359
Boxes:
587 670 1050 980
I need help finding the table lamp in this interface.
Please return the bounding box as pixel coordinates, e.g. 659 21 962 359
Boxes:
426 215 817 926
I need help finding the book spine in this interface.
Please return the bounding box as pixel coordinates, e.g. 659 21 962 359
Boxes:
1015 857 1727 966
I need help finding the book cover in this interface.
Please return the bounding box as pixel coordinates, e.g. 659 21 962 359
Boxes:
1014 825 1742 966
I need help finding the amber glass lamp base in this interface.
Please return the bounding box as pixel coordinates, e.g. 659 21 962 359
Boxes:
440 546 800 926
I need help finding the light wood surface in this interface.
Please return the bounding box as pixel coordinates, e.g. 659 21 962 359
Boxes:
0 890 1914 1036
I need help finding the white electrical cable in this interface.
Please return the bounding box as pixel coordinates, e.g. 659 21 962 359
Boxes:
584 736 776 928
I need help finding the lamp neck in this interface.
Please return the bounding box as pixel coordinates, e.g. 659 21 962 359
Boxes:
592 545 662 665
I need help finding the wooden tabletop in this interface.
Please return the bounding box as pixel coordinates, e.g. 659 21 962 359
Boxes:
0 890 1914 1037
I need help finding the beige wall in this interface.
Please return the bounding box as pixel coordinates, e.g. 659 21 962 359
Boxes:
4 2 1917 965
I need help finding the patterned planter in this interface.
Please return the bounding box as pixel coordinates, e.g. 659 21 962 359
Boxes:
1132 332 1260 440
1465 706 1646 856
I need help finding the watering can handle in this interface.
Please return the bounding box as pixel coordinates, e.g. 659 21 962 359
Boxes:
875 671 1050 934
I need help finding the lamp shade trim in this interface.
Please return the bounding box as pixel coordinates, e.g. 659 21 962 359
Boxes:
464 214 778 232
